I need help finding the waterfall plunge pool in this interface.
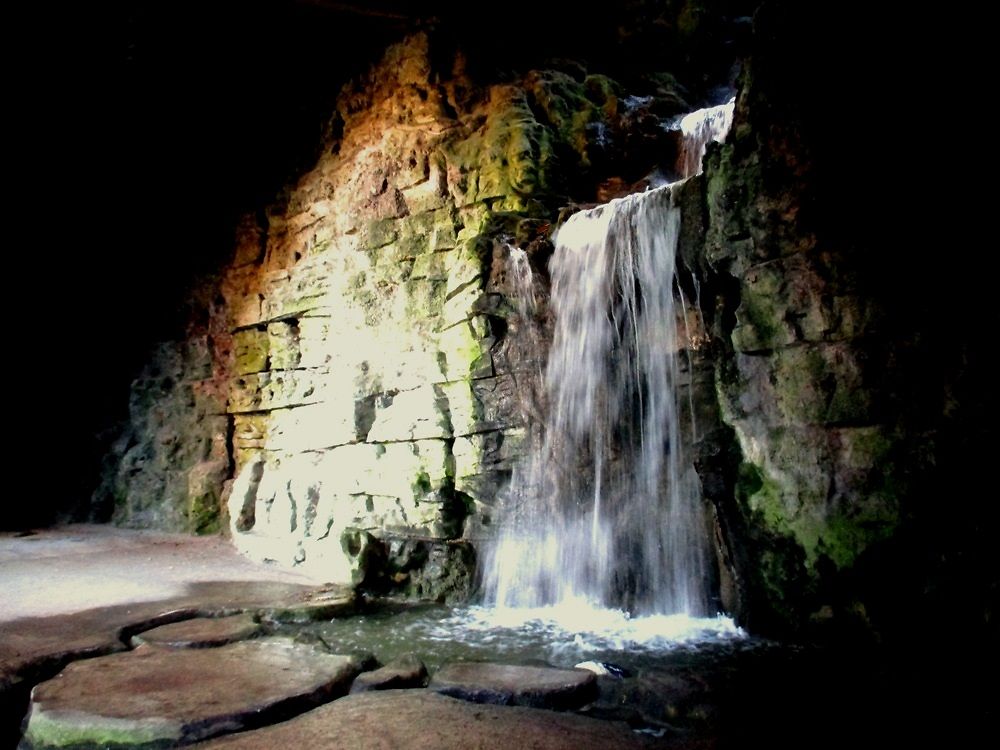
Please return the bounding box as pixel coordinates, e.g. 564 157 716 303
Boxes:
270 601 816 737
281 601 747 674
272 101 758 731
274 601 904 745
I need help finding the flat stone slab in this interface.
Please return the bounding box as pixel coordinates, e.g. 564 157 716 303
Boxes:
130 614 262 648
0 525 326 624
429 662 598 710
21 637 364 749
194 690 657 749
350 653 428 693
0 525 354 694
0 581 356 687
256 587 356 624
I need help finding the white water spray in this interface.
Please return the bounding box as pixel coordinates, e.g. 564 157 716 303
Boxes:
678 98 735 178
481 101 737 622
482 185 707 616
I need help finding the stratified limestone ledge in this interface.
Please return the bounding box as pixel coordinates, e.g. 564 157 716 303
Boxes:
96 29 695 601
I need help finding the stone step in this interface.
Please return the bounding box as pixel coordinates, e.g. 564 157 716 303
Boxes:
130 614 263 648
428 661 598 710
350 653 428 693
20 637 365 749
193 690 657 749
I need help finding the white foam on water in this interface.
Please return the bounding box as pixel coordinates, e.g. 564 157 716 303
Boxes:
678 98 736 178
432 602 744 658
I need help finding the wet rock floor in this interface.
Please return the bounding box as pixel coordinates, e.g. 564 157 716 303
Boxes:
3 601 933 750
0 527 984 748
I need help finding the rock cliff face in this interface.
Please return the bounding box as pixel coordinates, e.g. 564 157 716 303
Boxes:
94 285 232 533
700 47 903 625
697 4 993 638
702 69 904 630
96 30 699 601
93 4 991 638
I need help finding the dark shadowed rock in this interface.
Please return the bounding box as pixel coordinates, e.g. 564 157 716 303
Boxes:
350 653 428 693
20 638 364 749
429 662 598 710
130 614 263 648
193 690 658 749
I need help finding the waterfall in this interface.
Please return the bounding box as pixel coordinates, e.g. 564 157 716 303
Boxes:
481 102 732 618
483 186 707 616
677 98 735 179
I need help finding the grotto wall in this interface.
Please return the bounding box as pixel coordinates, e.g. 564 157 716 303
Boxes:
94 14 730 600
698 3 994 639
698 23 904 632
91 1 992 639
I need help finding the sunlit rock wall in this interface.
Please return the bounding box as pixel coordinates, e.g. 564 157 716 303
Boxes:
221 35 542 596
98 31 692 599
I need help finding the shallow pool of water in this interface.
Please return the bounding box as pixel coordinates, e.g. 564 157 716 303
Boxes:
277 600 904 743
283 599 753 674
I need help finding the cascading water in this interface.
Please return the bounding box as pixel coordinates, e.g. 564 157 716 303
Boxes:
677 98 735 179
483 185 707 616
481 100 736 621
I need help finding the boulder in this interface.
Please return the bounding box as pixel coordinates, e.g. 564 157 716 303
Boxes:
429 662 598 710
194 690 655 749
350 653 428 693
20 638 364 749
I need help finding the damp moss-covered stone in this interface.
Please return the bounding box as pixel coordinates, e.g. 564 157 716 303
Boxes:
21 711 181 750
442 85 557 205
705 44 914 634
736 461 786 532
525 70 599 167
233 328 269 374
731 263 791 352
704 141 760 271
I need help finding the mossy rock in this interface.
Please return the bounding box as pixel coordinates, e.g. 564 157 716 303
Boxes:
525 70 599 167
233 328 269 375
442 86 558 206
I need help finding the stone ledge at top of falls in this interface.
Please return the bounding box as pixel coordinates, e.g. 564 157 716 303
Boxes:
191 690 657 750
428 662 599 711
19 638 366 750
